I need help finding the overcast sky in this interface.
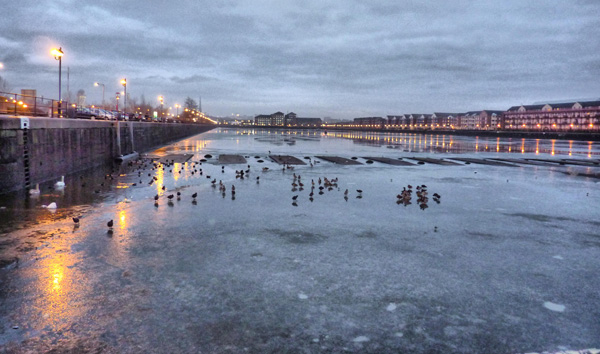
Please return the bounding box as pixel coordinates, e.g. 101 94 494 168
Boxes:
1 0 599 119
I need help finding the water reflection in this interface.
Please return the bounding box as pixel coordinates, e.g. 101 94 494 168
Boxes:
215 128 599 157
33 239 87 332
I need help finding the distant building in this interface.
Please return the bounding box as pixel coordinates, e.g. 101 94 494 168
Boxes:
286 112 322 127
503 101 600 131
387 115 409 127
458 110 503 130
254 114 272 126
431 112 461 129
254 111 286 126
353 117 386 127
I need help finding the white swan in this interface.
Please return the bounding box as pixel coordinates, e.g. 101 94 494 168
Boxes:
29 183 40 195
55 176 66 189
42 202 57 209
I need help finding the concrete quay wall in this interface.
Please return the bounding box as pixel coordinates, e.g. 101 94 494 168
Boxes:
0 116 214 194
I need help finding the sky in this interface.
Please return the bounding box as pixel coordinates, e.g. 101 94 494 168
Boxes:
1 0 599 119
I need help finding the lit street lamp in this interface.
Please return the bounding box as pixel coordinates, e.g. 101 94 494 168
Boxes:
120 78 127 116
116 92 120 112
158 95 164 122
94 82 105 109
51 47 64 117
175 104 180 119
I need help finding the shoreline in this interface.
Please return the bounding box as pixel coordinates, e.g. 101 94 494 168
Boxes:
222 125 600 141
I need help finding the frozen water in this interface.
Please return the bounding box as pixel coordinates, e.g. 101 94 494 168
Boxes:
0 128 599 353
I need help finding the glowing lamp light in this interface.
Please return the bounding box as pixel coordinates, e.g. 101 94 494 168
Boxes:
51 48 64 58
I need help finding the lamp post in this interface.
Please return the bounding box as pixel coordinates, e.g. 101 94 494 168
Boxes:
51 47 64 117
94 82 105 109
120 78 127 117
116 92 120 112
175 104 180 120
158 96 164 122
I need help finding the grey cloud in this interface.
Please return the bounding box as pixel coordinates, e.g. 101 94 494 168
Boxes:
169 75 217 84
0 0 599 118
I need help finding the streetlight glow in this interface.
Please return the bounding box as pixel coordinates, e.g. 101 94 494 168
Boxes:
51 48 64 58
121 78 127 115
158 96 164 122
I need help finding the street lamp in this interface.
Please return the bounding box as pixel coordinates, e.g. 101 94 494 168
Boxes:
158 95 164 122
94 82 105 109
116 92 120 112
120 78 127 116
175 104 180 119
51 47 64 117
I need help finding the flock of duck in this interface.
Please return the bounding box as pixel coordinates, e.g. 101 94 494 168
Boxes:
33 154 442 230
396 184 441 210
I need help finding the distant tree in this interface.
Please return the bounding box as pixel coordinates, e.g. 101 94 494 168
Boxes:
128 95 138 113
138 94 154 116
0 75 11 92
185 97 198 110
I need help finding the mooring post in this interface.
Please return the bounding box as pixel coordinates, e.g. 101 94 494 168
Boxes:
129 121 135 154
116 120 122 156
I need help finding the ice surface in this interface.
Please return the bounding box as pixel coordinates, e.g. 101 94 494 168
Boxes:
0 128 599 353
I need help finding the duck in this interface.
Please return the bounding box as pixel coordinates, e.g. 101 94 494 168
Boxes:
55 176 66 189
107 219 114 228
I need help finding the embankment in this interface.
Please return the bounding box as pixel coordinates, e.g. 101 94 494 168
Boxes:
0 116 214 194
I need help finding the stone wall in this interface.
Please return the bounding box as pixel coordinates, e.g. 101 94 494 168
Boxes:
0 116 214 194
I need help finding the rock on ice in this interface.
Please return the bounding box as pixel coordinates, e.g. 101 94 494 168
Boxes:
352 336 369 343
543 301 565 312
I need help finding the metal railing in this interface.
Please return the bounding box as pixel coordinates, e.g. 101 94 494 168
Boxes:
0 91 68 118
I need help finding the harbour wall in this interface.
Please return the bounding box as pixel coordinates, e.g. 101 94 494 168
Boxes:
0 116 214 194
